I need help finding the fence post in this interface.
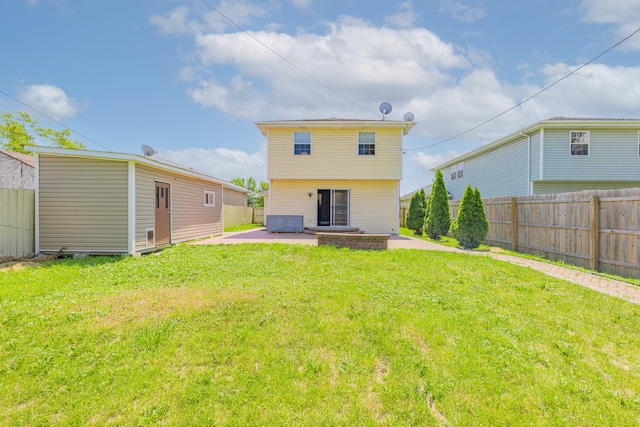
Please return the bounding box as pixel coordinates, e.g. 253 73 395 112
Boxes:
590 195 599 271
511 197 517 251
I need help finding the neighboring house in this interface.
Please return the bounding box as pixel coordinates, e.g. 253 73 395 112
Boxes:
0 149 35 189
256 118 416 234
433 117 640 199
400 185 432 210
30 146 248 256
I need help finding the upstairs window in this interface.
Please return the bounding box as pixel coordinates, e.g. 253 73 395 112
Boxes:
294 131 311 155
358 132 376 155
457 161 464 178
450 165 457 180
570 131 589 156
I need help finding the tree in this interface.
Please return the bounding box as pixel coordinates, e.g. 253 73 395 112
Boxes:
424 169 451 240
231 176 269 207
406 188 427 235
451 185 489 249
0 111 85 154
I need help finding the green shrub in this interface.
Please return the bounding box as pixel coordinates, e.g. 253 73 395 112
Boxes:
406 188 427 235
452 185 489 249
425 169 451 240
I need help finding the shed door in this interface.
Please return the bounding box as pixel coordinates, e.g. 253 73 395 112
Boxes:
155 182 171 246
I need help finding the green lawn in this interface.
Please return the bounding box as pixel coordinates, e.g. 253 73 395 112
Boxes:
1 244 639 426
223 223 264 233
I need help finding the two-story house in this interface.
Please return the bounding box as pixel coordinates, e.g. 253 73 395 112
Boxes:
433 117 640 199
256 118 416 234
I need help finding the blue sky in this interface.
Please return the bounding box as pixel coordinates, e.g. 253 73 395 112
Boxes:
2 0 639 194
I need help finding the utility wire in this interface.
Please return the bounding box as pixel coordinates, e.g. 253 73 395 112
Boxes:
404 26 640 151
0 88 113 151
198 0 380 118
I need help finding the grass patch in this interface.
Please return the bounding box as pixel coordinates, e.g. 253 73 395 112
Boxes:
1 244 639 425
224 224 264 233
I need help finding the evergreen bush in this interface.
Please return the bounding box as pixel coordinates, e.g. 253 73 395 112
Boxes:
406 188 427 235
425 169 451 240
452 185 489 249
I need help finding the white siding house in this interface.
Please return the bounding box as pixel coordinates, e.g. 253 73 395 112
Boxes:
433 117 640 199
30 147 248 255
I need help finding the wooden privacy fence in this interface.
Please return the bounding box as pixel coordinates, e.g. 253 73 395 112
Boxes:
223 205 265 227
450 188 640 279
0 189 35 257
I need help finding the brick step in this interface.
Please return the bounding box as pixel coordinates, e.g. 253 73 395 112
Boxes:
303 227 363 235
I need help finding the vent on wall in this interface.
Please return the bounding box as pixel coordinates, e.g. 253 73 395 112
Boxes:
146 228 155 248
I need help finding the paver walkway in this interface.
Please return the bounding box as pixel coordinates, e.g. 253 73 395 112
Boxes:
194 229 640 305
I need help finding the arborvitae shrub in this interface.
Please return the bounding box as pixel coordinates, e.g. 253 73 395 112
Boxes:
452 185 489 249
425 169 451 240
406 188 427 235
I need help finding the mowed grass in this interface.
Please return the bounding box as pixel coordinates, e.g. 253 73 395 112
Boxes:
1 244 640 426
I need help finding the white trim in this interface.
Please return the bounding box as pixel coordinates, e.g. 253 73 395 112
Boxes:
256 119 416 136
128 161 136 255
527 134 531 196
539 128 544 181
34 153 40 253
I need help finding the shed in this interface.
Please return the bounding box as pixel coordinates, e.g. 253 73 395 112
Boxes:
30 146 248 256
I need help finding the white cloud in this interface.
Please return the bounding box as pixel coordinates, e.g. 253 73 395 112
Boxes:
439 1 485 23
290 0 311 10
18 84 82 120
158 146 267 183
150 1 267 35
580 0 640 49
385 1 419 29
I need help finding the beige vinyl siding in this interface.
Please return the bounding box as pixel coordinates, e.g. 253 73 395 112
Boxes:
533 181 640 194
268 127 402 180
269 179 399 234
39 156 128 253
134 164 223 251
223 187 247 206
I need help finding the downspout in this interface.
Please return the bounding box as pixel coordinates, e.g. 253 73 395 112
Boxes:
34 153 39 254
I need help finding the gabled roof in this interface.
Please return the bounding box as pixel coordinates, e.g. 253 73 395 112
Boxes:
27 146 249 193
255 118 416 136
0 149 35 168
432 117 640 170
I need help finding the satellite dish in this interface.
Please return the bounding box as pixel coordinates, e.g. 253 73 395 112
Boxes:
379 102 392 120
403 112 415 122
141 144 155 157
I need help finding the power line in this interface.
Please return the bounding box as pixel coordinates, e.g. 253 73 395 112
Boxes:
0 88 113 151
404 26 640 151
198 0 380 118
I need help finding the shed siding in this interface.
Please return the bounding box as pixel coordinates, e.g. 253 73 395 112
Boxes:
529 131 541 181
444 136 529 200
135 164 223 251
268 127 402 180
543 128 640 181
223 187 247 206
39 156 128 252
269 179 399 234
533 181 640 194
